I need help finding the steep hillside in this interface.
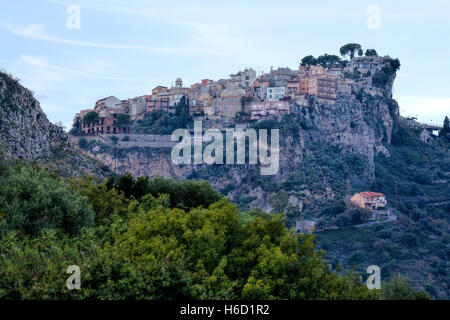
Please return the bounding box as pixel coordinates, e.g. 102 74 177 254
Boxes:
0 71 109 177
68 57 449 298
316 129 450 299
76 56 400 212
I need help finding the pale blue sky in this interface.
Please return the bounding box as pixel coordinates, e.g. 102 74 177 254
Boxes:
1 0 449 129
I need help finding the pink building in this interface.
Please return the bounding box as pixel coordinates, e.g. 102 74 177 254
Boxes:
250 101 290 120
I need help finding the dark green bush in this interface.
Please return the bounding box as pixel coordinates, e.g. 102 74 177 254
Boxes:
0 165 94 237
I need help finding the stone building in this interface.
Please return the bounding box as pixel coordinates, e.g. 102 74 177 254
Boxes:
211 97 242 118
249 101 290 120
350 191 387 210
229 68 257 88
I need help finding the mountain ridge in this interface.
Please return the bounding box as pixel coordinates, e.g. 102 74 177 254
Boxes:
0 71 109 177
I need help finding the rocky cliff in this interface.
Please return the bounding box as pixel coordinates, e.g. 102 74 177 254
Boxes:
0 71 109 177
74 56 400 212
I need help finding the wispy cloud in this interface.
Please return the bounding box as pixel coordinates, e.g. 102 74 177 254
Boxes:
44 0 278 58
0 21 219 55
19 53 157 82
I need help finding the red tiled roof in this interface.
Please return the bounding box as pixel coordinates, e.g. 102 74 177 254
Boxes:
359 191 385 197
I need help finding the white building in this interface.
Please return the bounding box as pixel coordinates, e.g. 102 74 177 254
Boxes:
229 68 257 88
267 87 286 101
94 96 121 111
130 96 147 117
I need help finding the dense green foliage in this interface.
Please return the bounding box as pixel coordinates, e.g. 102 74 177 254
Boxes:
440 116 450 141
340 43 362 60
317 124 450 299
82 111 100 125
300 55 317 66
132 110 179 134
70 118 83 136
0 162 385 300
301 54 343 69
365 49 378 56
0 164 94 237
115 114 131 127
132 98 192 134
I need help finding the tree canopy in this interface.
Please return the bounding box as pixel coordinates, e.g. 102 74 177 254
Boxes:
116 114 131 127
316 54 343 69
365 49 378 56
0 164 426 300
340 43 362 60
439 116 450 141
301 55 318 66
82 111 100 125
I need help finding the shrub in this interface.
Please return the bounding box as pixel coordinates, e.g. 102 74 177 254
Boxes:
0 165 94 237
381 275 428 300
335 213 352 227
78 138 89 149
321 200 346 216
376 229 391 239
401 233 419 246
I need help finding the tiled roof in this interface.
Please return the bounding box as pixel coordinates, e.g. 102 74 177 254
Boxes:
359 191 385 197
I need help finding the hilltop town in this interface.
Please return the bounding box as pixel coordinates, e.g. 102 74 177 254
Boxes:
1 44 449 299
71 45 400 135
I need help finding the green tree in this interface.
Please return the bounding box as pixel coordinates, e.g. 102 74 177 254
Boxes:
116 114 131 127
301 55 318 66
439 116 450 141
339 43 362 60
175 96 190 128
380 275 429 300
268 190 289 213
82 111 100 125
317 54 342 69
69 176 130 225
78 137 89 149
0 165 94 237
117 173 135 198
70 118 83 135
389 58 401 71
365 49 378 56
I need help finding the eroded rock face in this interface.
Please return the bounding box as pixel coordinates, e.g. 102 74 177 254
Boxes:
0 71 108 177
80 92 397 209
72 56 400 209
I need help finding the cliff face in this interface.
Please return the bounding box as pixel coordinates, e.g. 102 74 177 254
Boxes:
0 71 108 177
76 56 399 210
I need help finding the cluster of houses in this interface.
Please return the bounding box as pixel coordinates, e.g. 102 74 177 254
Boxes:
73 56 388 135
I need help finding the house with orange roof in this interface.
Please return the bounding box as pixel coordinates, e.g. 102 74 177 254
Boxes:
350 191 387 210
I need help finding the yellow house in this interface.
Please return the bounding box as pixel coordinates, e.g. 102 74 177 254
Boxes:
350 192 387 210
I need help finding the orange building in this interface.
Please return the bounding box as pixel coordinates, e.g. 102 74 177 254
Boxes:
350 192 387 210
82 113 130 135
146 95 170 113
299 74 337 100
151 86 168 96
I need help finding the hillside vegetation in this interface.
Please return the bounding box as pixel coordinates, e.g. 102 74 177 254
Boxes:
0 157 429 300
